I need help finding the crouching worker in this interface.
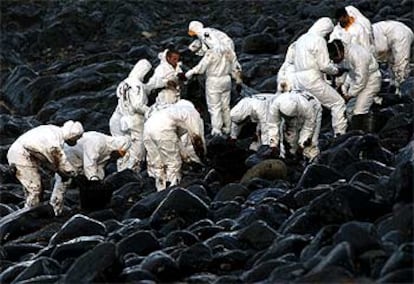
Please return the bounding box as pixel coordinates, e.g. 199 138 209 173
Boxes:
268 91 322 162
144 99 206 191
50 131 131 216
7 120 84 211
230 93 278 151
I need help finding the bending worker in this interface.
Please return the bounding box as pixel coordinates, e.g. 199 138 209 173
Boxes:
7 120 84 210
268 90 322 162
50 131 131 216
143 99 206 191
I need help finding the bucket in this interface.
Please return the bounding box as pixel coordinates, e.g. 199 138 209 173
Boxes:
75 177 113 211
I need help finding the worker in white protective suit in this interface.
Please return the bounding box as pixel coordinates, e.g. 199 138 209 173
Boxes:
277 41 296 93
372 20 414 94
292 17 347 137
185 38 238 136
50 131 131 216
146 49 183 104
109 59 152 172
230 93 279 151
143 99 206 191
188 20 243 80
328 39 381 124
7 120 84 209
330 6 375 54
268 91 322 162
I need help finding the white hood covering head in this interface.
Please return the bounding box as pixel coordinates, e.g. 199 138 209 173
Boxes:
189 20 204 36
62 120 84 140
308 17 334 37
279 96 298 117
127 59 152 86
110 136 131 152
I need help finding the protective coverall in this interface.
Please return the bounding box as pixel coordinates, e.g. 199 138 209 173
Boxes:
230 93 278 150
109 59 152 172
277 41 296 93
293 17 347 136
146 49 183 104
373 20 414 89
330 5 375 54
7 120 84 209
188 20 242 79
185 45 234 136
50 131 131 216
268 91 322 161
143 99 206 191
340 42 381 116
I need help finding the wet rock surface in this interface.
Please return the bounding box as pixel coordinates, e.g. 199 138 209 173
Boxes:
1 0 413 283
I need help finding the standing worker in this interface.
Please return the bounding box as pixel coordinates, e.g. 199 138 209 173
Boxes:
109 59 152 172
293 17 347 137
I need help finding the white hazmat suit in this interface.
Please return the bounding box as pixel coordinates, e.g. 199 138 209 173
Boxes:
373 20 414 88
50 131 131 216
293 17 347 136
143 100 206 191
340 42 381 116
188 20 242 79
146 49 183 104
109 59 152 172
186 46 234 136
330 5 375 54
230 93 278 149
277 41 296 93
268 91 322 161
7 121 84 209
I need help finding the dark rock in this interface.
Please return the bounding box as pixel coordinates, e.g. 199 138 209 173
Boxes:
333 221 380 255
296 164 343 189
50 235 104 262
204 232 242 251
140 251 180 282
293 185 332 207
296 266 354 283
177 243 213 274
185 272 218 284
163 230 199 248
49 214 106 245
237 220 278 250
116 230 160 259
378 268 414 283
242 33 278 54
12 256 61 283
310 241 355 274
120 267 156 282
125 189 169 219
380 242 414 277
3 243 44 261
0 204 55 244
210 201 242 221
213 183 249 202
266 262 305 282
150 188 209 230
211 249 248 272
242 259 287 282
63 242 116 283
254 234 309 266
300 225 339 262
